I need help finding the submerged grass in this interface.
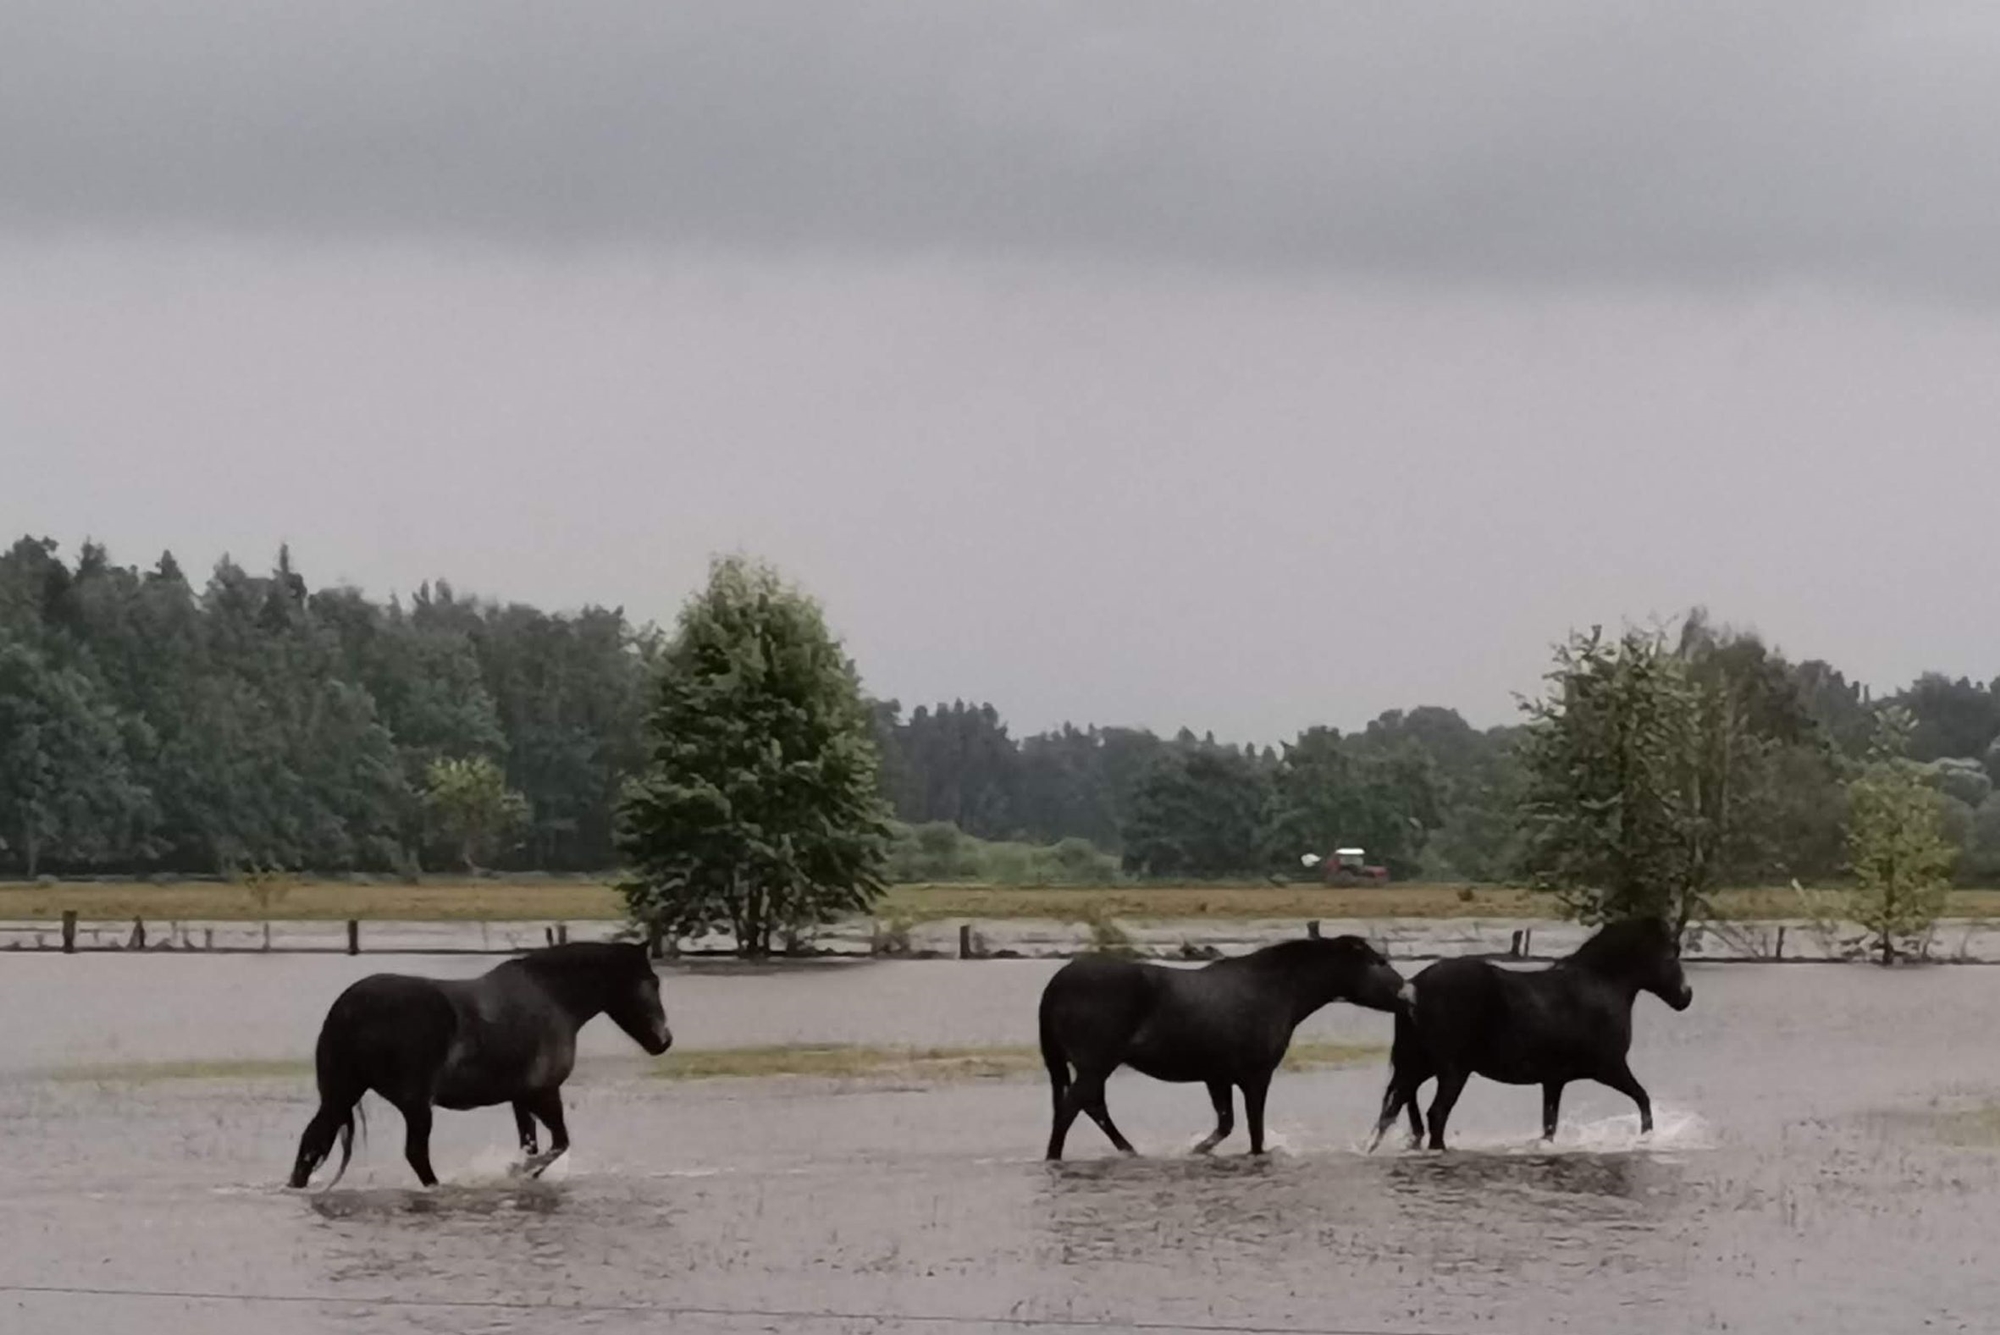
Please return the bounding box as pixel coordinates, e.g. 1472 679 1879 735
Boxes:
1883 1102 2000 1148
647 1039 1385 1084
49 1057 313 1083
37 1041 1384 1088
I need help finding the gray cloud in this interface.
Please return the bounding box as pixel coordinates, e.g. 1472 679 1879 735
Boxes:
7 2 2000 297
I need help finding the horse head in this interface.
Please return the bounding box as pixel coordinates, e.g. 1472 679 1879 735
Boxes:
1322 935 1416 1013
602 945 674 1054
1575 917 1692 1011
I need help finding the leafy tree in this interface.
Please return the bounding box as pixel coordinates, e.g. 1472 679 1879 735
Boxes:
618 556 890 956
422 756 530 872
1518 624 1788 929
1961 794 2000 885
1121 744 1269 877
1846 755 1957 965
0 636 154 874
1894 673 2000 764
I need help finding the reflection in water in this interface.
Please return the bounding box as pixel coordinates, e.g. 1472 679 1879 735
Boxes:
1383 1148 1669 1203
308 1182 567 1220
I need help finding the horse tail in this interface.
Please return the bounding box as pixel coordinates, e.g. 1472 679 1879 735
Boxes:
1037 991 1070 1106
1389 1004 1415 1072
291 994 370 1189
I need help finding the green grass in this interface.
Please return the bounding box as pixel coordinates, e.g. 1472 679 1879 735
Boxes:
49 1057 313 1083
14 877 1996 925
38 1041 1385 1087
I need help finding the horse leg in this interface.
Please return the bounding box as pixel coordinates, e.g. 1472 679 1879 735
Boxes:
1242 1071 1273 1155
1063 1069 1135 1156
519 1089 571 1178
1425 1069 1470 1151
1192 1081 1234 1154
1597 1061 1653 1136
1541 1081 1565 1141
393 1099 439 1188
504 1100 539 1176
1368 1068 1429 1153
1082 1090 1136 1156
1045 1088 1084 1162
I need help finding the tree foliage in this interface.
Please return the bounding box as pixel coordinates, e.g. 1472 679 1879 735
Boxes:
1846 752 1957 965
1119 743 1272 878
17 531 2000 899
1517 621 1808 928
0 536 651 875
617 557 891 955
422 756 529 872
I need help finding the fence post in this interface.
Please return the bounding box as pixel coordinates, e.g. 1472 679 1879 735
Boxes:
555 923 569 946
1774 926 1785 961
959 923 974 959
203 928 214 951
347 920 360 956
130 917 147 950
1523 928 1532 958
1509 929 1523 959
61 911 77 954
1307 920 1321 939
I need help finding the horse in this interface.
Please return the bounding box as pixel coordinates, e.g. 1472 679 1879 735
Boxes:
287 941 671 1189
1366 916 1692 1152
1037 935 1413 1161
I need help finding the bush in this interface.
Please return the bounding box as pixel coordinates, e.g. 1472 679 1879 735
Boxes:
883 822 1122 887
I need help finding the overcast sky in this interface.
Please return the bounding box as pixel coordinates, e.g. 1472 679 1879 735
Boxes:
5 2 1998 740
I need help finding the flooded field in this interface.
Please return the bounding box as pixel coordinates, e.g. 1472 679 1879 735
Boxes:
2 956 1998 1332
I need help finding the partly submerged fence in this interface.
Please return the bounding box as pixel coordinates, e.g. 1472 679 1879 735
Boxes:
2 912 1991 963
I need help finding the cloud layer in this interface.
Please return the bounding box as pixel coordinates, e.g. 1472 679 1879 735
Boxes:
8 2 2000 297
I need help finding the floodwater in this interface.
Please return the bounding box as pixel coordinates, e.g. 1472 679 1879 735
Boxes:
2 957 1998 1333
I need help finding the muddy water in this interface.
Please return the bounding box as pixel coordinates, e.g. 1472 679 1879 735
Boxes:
2 958 1998 1333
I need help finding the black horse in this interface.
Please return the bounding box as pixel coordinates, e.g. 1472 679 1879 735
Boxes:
1038 935 1412 1160
287 941 671 1188
1367 917 1692 1152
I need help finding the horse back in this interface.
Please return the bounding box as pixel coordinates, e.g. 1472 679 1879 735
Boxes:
317 973 458 1091
1406 957 1632 1083
1040 957 1167 1058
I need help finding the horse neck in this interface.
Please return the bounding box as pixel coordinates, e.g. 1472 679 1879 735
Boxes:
1262 951 1345 1026
1558 956 1645 1005
516 964 610 1030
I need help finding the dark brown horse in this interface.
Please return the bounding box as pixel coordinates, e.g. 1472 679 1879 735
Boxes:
1038 936 1411 1160
1367 917 1691 1151
288 942 671 1188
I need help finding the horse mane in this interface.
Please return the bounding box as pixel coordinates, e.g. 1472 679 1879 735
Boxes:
1242 936 1377 970
513 940 649 978
1563 917 1675 974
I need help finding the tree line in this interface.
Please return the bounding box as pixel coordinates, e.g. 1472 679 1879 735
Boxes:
6 536 2000 895
0 538 655 876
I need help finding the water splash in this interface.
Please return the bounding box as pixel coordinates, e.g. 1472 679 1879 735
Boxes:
456 1142 573 1184
1342 1104 1714 1156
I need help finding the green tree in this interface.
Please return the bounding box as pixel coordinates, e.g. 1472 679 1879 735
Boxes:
1518 624 1784 929
617 556 891 957
1121 744 1270 877
0 637 154 874
1846 759 1956 965
422 755 529 872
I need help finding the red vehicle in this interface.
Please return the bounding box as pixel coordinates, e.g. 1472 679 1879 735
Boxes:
1302 847 1390 886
